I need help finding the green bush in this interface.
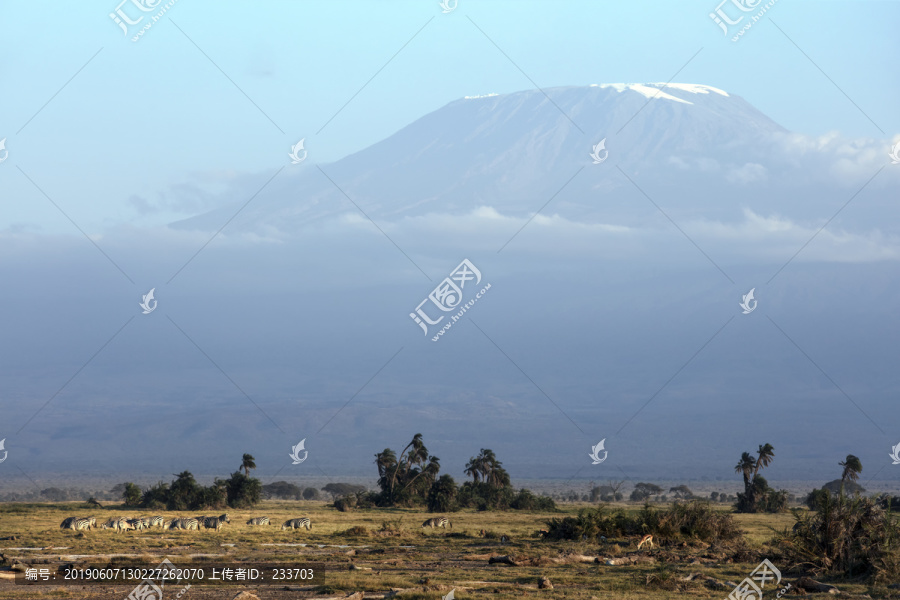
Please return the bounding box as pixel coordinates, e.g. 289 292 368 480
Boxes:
545 501 740 542
784 494 900 582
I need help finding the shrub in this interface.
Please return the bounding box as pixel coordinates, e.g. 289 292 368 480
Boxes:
224 472 261 509
427 475 459 513
122 483 142 507
334 495 357 512
545 501 740 542
509 488 556 511
783 494 900 582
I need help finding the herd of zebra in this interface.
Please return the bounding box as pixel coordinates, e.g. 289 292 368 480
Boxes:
59 515 313 533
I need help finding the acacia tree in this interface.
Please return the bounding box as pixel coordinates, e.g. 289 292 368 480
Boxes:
630 482 663 502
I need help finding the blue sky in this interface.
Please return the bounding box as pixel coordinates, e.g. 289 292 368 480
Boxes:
0 0 897 231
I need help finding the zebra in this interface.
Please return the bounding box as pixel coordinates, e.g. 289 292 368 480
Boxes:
60 517 93 531
149 516 165 528
101 518 132 533
247 517 270 526
169 517 200 531
422 517 451 529
127 518 145 531
138 517 152 529
202 514 230 531
281 518 312 531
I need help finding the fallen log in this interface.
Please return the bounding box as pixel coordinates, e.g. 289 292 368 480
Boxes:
795 577 840 595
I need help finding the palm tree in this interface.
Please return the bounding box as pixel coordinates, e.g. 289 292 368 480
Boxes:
464 456 482 483
734 452 756 489
389 434 424 499
240 453 256 477
374 449 397 479
839 454 862 497
399 455 441 495
754 444 775 477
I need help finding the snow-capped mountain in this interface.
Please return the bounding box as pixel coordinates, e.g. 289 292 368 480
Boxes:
172 83 813 233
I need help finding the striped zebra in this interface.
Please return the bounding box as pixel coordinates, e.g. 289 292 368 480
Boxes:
422 517 451 529
281 518 312 531
247 517 270 526
138 517 152 529
202 514 230 531
127 518 145 531
101 517 132 533
169 517 200 531
149 516 165 528
60 517 93 531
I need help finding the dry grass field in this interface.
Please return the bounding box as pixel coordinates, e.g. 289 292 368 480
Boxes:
0 500 887 599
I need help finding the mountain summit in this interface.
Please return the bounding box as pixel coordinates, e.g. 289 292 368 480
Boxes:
172 84 789 233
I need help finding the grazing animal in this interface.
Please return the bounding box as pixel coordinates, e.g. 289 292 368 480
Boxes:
149 516 165 528
104 518 134 533
202 514 230 531
74 518 94 531
126 518 143 531
61 517 93 531
247 517 270 526
281 518 312 531
638 534 655 550
421 517 451 529
169 518 200 531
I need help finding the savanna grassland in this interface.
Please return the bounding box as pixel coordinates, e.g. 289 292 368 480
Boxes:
0 500 890 600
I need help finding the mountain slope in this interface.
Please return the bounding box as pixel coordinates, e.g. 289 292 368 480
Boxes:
171 83 790 233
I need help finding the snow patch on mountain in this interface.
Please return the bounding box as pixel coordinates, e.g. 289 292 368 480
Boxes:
590 82 730 104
